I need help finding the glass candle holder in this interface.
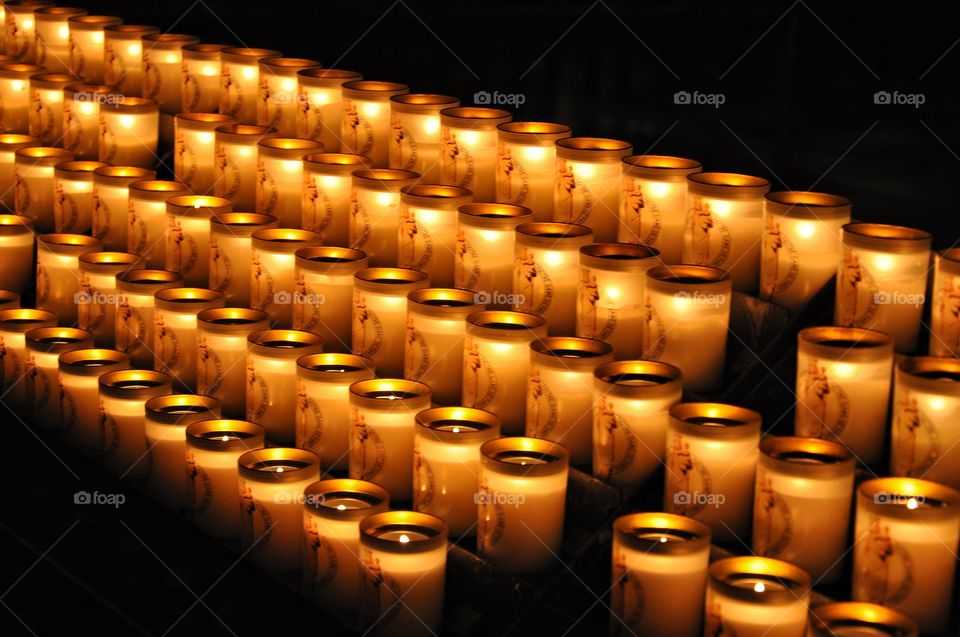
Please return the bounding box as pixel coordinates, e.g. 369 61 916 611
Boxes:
165 195 233 287
104 24 159 96
618 155 702 263
98 369 172 480
705 556 812 637
577 243 661 359
28 72 72 144
36 233 101 325
153 287 225 392
255 137 322 226
34 7 86 73
0 63 44 133
389 93 459 181
77 251 143 347
352 267 430 378
349 168 421 265
301 152 369 243
761 191 852 313
931 248 960 357
296 352 376 472
53 159 107 233
91 165 154 250
14 145 73 232
853 478 960 634
196 307 269 419
302 479 390 627
358 510 448 637
24 326 92 427
62 83 118 160
174 112 235 195
0 133 40 210
0 213 35 295
246 329 324 446
514 221 594 335
219 47 282 125
238 447 321 575
126 179 189 268
140 33 198 115
256 57 320 136
554 137 633 243
610 512 712 637
185 418 265 539
4 0 52 61
180 43 226 114
296 68 362 151
58 347 129 457
213 123 277 210
683 172 772 293
250 228 323 328
477 436 569 573
414 406 501 537
664 402 762 543
593 360 683 495
0 308 56 411
349 378 431 500
795 326 894 465
98 96 159 168
808 602 918 637
67 15 122 84
398 184 473 287
340 80 408 168
293 246 368 351
209 212 278 307
754 436 855 584
455 202 532 305
496 122 572 221
439 106 513 202
114 269 182 368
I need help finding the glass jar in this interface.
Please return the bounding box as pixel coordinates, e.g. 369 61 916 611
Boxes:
58 347 129 457
14 145 74 232
554 137 633 243
0 133 40 210
250 228 323 328
153 287 225 392
91 165 155 251
165 195 233 287
36 232 101 325
0 213 35 295
114 268 182 368
196 307 269 419
141 33 199 115
296 68 362 152
293 246 368 351
208 212 278 307
27 72 72 144
218 47 281 125
340 80 409 167
0 308 56 411
256 56 320 136
67 15 122 83
301 152 370 244
77 251 143 347
180 43 227 114
398 184 473 287
98 369 172 480
454 202 532 306
0 62 43 133
98 96 159 168
255 137 322 227
126 179 190 268
349 168 421 266
24 326 92 427
174 112 236 194
103 24 159 96
53 159 107 233
496 121 572 221
213 123 277 210
389 93 459 181
62 82 118 160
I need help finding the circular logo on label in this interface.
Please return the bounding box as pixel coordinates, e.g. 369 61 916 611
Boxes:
303 518 339 593
92 189 110 240
256 158 279 213
69 34 86 77
128 202 149 256
250 256 276 312
404 320 430 381
349 193 372 249
30 89 56 142
496 142 530 205
667 433 714 517
182 63 202 113
477 476 506 551
167 218 199 276
398 208 433 270
25 355 51 413
175 131 199 188
620 178 662 245
760 217 799 301
684 195 732 268
796 358 850 439
441 128 474 188
196 335 224 395
239 483 273 552
0 336 22 393
154 313 181 370
246 365 270 421
341 99 374 156
115 300 146 354
209 236 233 293
186 451 213 514
611 547 645 634
352 292 384 358
297 87 323 141
142 53 162 100
214 143 242 198
514 246 553 315
413 441 436 508
360 547 403 628
296 381 324 450
642 298 666 359
220 67 244 117
14 169 30 212
855 515 914 605
555 158 594 225
303 173 334 233
892 390 942 477
455 230 482 290
527 367 559 438
390 113 418 170
593 396 638 480
578 267 618 340
463 336 498 409
753 469 794 557
59 379 77 433
350 409 385 481
76 277 106 332
99 400 122 459
54 182 80 232
836 245 881 328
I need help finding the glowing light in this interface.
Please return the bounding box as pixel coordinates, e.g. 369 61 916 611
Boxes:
795 221 817 239
201 65 218 77
452 426 461 433
479 229 500 243
361 102 380 118
163 53 180 65
276 466 284 473
648 181 672 198
118 115 136 129
127 43 141 56
79 102 96 116
522 146 547 162
10 80 25 92
241 66 257 80
92 32 103 44
605 286 621 301
220 435 229 441
572 162 596 180
45 90 63 103
753 582 766 593
710 200 732 218
237 147 252 157
413 209 438 224
928 397 946 411
57 25 70 40
873 255 895 272
336 503 346 510
280 78 296 92
659 536 668 543
319 175 342 190
280 160 300 174
376 192 395 207
542 251 567 266
906 497 919 510
22 18 33 30
672 295 692 312
399 533 410 544
459 130 480 146
311 91 330 106
197 132 214 145
831 362 856 379
422 117 440 135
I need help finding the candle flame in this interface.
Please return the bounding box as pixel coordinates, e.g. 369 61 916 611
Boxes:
399 533 410 543
276 467 284 473
336 504 346 510
753 582 766 593
907 497 919 510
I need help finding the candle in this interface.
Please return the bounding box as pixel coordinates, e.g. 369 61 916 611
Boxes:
760 191 852 313
114 268 182 368
577 242 661 359
165 195 233 287
496 122 572 221
302 479 390 627
91 165 155 251
795 326 894 465
34 7 85 73
27 72 72 144
53 160 107 233
398 184 474 287
77 251 143 347
246 329 324 446
36 233 102 326
127 179 190 268
296 67 361 152
301 153 370 243
753 436 855 584
153 287 226 392
63 83 120 160
256 57 320 137
808 602 918 637
208 212 278 307
238 447 321 576
185 418 265 539
140 33 198 116
609 512 711 637
296 352 375 472
853 478 960 634
143 393 220 511
0 308 56 412
554 137 633 243
358 510 447 637
213 123 277 210
58 347 129 458
24 326 92 427
104 24 159 96
0 133 40 210
414 406 501 536
14 145 74 232
455 202 532 306
514 221 594 335
174 112 235 195
250 228 323 328
705 556 811 637
439 106 513 201
98 96 159 168
340 80 409 168
836 223 931 354
180 44 227 114
664 402 761 543
352 267 431 377
293 246 368 351
255 137 322 227
931 248 960 357
389 93 459 181
0 63 43 133
478 436 569 573
349 168 421 266
349 378 432 500
196 307 269 419
0 214 35 295
98 369 172 481
67 15 122 83
4 0 51 61
683 172 772 293
219 47 282 125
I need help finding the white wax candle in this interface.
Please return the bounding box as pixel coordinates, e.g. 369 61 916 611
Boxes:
4 3 40 61
208 212 278 308
496 122 572 221
36 233 102 326
554 137 633 243
455 203 532 307
0 308 57 412
250 228 323 328
99 370 172 482
255 137 322 227
127 179 190 268
398 185 473 288
77 251 143 347
180 44 225 114
28 73 72 144
439 107 513 201
24 327 92 427
0 134 41 211
174 113 235 195
114 269 183 369
68 16 123 84
165 196 233 288
0 214 36 296
141 33 198 115
197 308 269 420
389 93 459 182
98 97 159 168
153 288 225 392
0 63 42 133
90 166 155 252
219 47 281 125
104 25 159 96
301 153 370 245
808 602 919 637
58 348 130 458
294 246 368 353
930 248 960 357
63 84 118 160
350 169 421 266
14 146 74 233
213 124 277 211
256 57 320 137
341 80 409 168
296 68 361 153
34 7 86 74
53 160 106 233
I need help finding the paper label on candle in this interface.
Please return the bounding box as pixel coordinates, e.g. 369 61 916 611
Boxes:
6 13 29 58
297 87 323 141
477 476 506 549
14 170 30 211
69 35 85 76
683 196 732 267
292 277 321 331
666 434 714 517
454 229 481 289
350 409 385 480
174 131 199 187
30 91 56 141
496 143 530 205
259 74 281 128
398 208 433 270
58 378 77 431
214 144 242 198
116 300 146 354
255 159 278 213
555 159 593 225
611 547 646 633
245 360 270 420
167 218 198 275
302 175 334 233
54 182 79 232
239 482 273 552
303 518 339 590
352 291 384 357
441 129 474 188
186 451 213 513
99 120 123 163
250 255 276 312
463 336 497 408
196 335 224 394
593 396 639 480
98 399 122 459
932 274 960 356
62 104 86 154
620 178 662 246
35 261 49 305
578 268 617 340
891 391 941 476
404 320 430 381
704 599 736 637
153 313 181 369
341 100 374 156
412 441 436 507
76 276 107 331
855 515 914 605
527 368 559 437
641 299 666 359
182 63 203 113
836 246 880 327
128 202 149 256
514 246 553 314
92 190 110 239
795 358 850 439
209 236 233 292
349 192 372 249
0 339 21 397
143 53 163 100
390 113 418 170
360 548 404 628
220 67 245 117
24 355 50 412
759 217 799 300
296 382 324 449
753 469 794 557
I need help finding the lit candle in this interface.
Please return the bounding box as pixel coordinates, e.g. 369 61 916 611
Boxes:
196 307 269 419
91 165 155 250
358 510 448 637
77 251 143 347
352 267 430 377
213 123 277 210
180 43 227 114
414 406 501 536
439 106 513 201
67 15 122 84
753 436 855 584
514 221 594 335
14 145 74 232
53 160 107 233
246 329 324 446
174 112 235 195
238 447 321 576
140 33 198 117
795 326 894 465
0 62 44 133
114 268 182 369
33 7 85 73
0 308 56 411
296 352 376 472
58 347 129 458
27 72 71 144
808 602 918 637
185 418 265 539
389 93 459 181
931 248 960 357
36 232 101 325
349 378 432 500
165 195 233 287
219 47 282 125
293 246 368 351
153 287 225 392
250 228 323 328
705 556 811 637
683 172 772 293
455 202 532 306
496 122 572 221
63 83 119 160
208 212 278 307
349 168 421 266
301 152 370 243
255 137 322 227
103 24 159 96
0 214 35 295
478 436 569 573
127 179 190 268
760 191 852 313
398 184 473 287
296 67 361 152
664 402 761 543
340 80 409 168
554 137 633 243
853 478 960 634
98 96 159 168
4 0 50 61
0 133 40 210
24 326 92 427
98 369 172 481
609 512 711 637
257 57 320 137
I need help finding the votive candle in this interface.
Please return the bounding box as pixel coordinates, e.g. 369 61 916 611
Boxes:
218 47 281 125
126 179 189 268
140 33 198 115
0 308 56 411
209 212 278 307
14 145 74 232
91 165 155 251
174 112 235 195
0 213 35 295
165 195 233 287
293 246 368 351
34 7 85 73
930 247 960 357
340 80 408 168
301 152 370 244
98 369 172 481
180 43 227 114
255 137 322 227
153 287 225 392
0 62 44 133
27 72 72 144
77 251 143 347
250 228 323 327
349 168 421 265
256 56 321 137
295 68 361 152
554 137 633 243
496 121 572 221
213 123 276 210
36 232 101 325
389 93 459 181
398 184 473 287
67 15 122 83
103 24 159 96
24 326 92 427
196 307 269 419
0 133 40 210
454 202 532 306
98 96 159 168
439 106 513 202
58 347 129 457
62 82 118 160
53 159 107 233
114 268 182 368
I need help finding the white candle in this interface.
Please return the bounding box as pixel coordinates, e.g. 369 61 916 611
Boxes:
153 287 225 392
455 202 532 307
301 152 370 244
53 160 107 233
140 33 198 116
98 369 172 482
174 112 235 195
196 307 269 419
36 232 101 326
127 179 190 268
398 184 473 287
77 251 144 347
293 246 368 352
114 268 182 369
67 15 122 84
34 7 85 73
219 47 281 125
255 137 322 227
208 212 278 308
91 165 155 251
213 123 277 211
808 602 918 637
0 62 42 133
0 213 35 296
349 168 421 266
24 326 92 427
496 121 572 221
439 106 513 202
340 80 409 168
104 24 159 96
4 1 46 61
256 57 320 137
554 137 633 243
62 83 119 160
98 96 159 168
28 72 72 144
165 195 233 288
0 133 40 210
14 145 74 232
296 68 361 152
0 308 57 412
930 248 960 357
180 43 226 114
250 228 323 328
58 347 129 458
389 93 459 182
